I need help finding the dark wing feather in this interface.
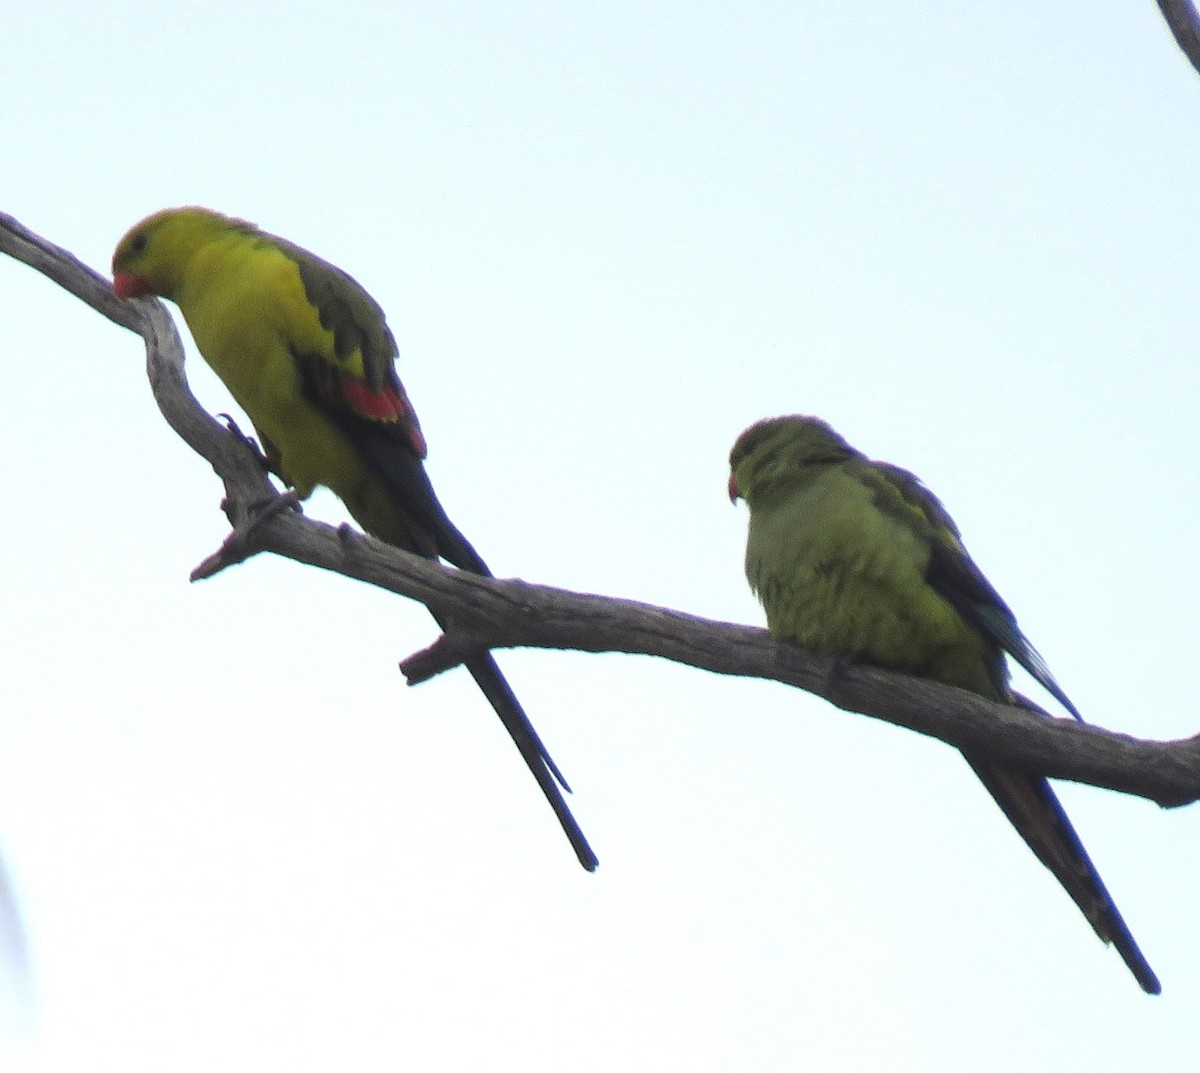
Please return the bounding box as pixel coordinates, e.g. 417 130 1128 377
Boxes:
269 232 487 568
867 463 1156 989
260 231 596 869
271 231 429 457
335 417 491 574
872 461 1081 720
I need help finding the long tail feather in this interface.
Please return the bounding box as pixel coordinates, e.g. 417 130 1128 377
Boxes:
963 755 1158 993
460 647 598 871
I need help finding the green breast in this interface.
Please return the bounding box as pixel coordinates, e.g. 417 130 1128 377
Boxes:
748 467 997 697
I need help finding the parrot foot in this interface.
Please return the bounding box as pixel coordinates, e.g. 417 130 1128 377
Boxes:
824 654 861 704
218 412 284 479
218 411 261 455
190 491 303 581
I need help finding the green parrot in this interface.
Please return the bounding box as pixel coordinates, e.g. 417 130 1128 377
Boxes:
112 207 596 871
728 414 1158 993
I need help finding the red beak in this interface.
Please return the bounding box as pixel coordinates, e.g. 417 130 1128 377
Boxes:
728 473 741 503
112 272 152 300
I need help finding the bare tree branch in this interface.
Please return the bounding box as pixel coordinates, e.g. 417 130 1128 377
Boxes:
1157 0 1200 78
4 211 1199 812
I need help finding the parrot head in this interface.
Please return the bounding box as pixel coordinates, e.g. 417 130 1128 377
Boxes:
112 206 252 301
728 415 856 507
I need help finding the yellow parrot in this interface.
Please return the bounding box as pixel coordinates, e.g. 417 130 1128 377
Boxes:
113 207 596 871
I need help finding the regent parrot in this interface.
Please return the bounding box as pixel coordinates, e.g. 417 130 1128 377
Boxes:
112 207 597 871
728 414 1157 993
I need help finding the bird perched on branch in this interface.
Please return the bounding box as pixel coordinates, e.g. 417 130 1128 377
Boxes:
728 414 1157 993
112 206 596 871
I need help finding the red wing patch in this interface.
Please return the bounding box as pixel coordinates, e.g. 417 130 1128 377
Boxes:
341 378 428 457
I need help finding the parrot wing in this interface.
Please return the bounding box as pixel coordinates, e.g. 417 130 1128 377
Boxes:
871 461 1081 721
276 237 494 572
270 237 597 870
865 462 1157 991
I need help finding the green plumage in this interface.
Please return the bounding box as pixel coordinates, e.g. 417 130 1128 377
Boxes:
730 415 1158 993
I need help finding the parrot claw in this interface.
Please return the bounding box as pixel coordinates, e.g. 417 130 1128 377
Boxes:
218 411 256 450
825 654 860 702
218 412 285 479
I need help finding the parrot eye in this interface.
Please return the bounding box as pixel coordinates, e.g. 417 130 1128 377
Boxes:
129 232 148 253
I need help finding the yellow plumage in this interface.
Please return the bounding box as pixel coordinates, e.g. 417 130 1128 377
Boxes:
112 207 598 871
114 209 402 535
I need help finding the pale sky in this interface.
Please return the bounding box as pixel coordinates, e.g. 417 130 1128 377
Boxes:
4 2 1200 1070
